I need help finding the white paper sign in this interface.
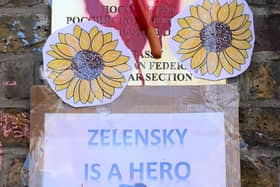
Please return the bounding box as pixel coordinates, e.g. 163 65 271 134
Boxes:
43 113 226 187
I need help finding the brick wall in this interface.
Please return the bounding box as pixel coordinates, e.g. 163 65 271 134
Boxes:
0 0 280 186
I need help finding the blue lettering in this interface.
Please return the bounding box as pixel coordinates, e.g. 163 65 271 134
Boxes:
130 162 144 180
100 129 110 146
84 163 101 181
112 129 121 146
135 130 148 145
160 162 173 180
176 129 188 144
88 130 98 145
150 129 161 145
147 162 157 180
108 163 122 181
175 162 191 180
163 130 175 144
84 163 89 181
123 129 133 146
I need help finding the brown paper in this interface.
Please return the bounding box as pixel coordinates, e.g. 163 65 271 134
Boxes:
30 85 240 187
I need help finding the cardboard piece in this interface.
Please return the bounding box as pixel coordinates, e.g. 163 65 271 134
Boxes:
170 0 255 80
30 85 240 187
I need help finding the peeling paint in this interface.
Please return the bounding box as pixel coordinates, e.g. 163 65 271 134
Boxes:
0 142 2 171
0 112 30 139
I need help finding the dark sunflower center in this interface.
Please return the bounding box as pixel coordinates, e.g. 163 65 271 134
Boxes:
71 50 104 80
200 22 232 52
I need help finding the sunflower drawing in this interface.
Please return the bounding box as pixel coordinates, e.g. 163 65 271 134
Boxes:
172 0 253 77
46 24 131 105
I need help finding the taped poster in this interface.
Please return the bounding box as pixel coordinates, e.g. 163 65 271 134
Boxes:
51 0 226 85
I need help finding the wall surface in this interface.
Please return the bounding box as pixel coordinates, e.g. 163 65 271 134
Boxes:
0 0 280 186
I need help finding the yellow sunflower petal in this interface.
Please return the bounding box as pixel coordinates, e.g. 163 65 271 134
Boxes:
100 73 122 88
56 44 76 57
91 79 103 101
103 32 112 43
225 47 245 64
185 17 204 31
214 62 223 77
113 77 126 82
66 78 79 99
203 0 212 10
232 39 251 49
48 72 59 80
47 51 62 59
234 4 244 18
211 0 221 21
191 47 207 69
80 30 91 50
58 33 66 43
224 52 241 70
225 0 237 24
229 15 248 30
65 34 81 52
232 22 251 36
219 52 233 74
103 92 112 99
178 28 200 39
74 25 82 38
89 26 99 39
200 64 207 75
102 50 121 62
218 3 230 23
190 6 199 18
104 55 129 67
50 45 71 59
97 77 115 96
48 60 72 71
114 64 130 72
98 40 118 56
198 6 212 24
178 45 200 54
207 52 219 74
181 51 196 62
240 49 248 58
173 35 185 43
88 91 95 103
79 80 90 104
56 82 69 91
102 67 123 79
180 37 201 49
91 32 104 52
73 80 81 103
178 18 189 28
247 36 253 42
232 27 252 40
54 70 74 85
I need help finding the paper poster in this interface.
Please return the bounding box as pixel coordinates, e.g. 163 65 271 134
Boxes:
51 0 226 85
43 113 226 187
170 0 255 80
43 21 134 107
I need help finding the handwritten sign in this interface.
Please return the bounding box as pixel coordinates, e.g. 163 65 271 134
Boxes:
43 113 226 187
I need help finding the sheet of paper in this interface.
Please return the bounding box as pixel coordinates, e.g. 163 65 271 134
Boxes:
43 113 226 187
43 21 134 107
170 0 255 80
51 0 226 85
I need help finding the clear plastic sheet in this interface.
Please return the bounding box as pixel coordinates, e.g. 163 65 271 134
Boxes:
29 85 240 187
